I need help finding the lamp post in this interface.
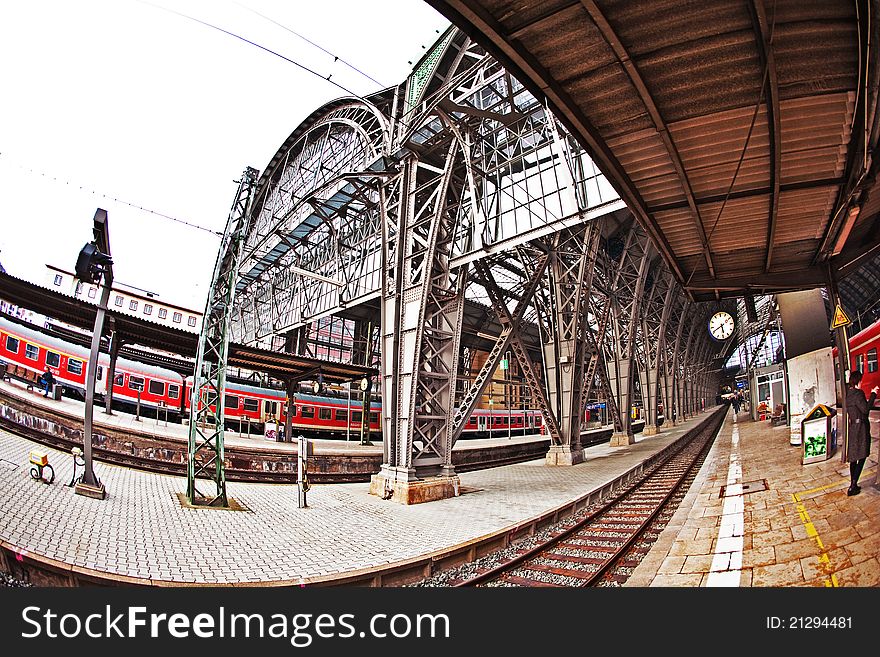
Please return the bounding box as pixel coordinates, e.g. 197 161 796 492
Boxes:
75 209 113 500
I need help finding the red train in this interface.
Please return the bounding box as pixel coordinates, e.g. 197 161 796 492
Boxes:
0 315 543 440
834 317 880 390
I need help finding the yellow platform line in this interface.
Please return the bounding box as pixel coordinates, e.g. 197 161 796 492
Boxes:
790 469 875 587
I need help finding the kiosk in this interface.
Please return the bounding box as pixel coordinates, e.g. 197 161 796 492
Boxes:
800 404 836 465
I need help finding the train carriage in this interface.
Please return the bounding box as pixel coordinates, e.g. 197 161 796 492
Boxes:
1 315 551 441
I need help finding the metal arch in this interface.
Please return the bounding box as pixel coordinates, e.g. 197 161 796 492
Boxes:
604 223 652 439
378 137 469 479
539 220 603 458
639 267 675 432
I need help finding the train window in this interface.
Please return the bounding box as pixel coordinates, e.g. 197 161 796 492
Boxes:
46 351 60 367
335 409 348 421
264 400 277 415
853 354 863 372
172 312 182 323
143 304 153 315
128 376 145 391
301 406 315 419
114 373 124 386
25 344 39 360
369 412 378 423
158 308 168 319
168 384 180 399
224 395 239 410
53 274 63 286
869 349 878 373
129 300 138 311
319 408 331 421
243 398 259 412
5 335 19 353
115 295 124 307
87 287 97 299
188 316 197 327
352 411 363 422
149 380 165 396
67 359 83 375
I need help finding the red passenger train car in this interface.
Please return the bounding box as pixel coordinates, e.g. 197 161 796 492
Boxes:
0 315 186 413
0 315 543 440
834 317 880 391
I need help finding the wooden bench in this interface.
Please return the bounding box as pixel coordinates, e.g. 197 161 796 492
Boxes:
2 363 43 393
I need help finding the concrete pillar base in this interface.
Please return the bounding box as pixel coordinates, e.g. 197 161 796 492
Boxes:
642 424 658 436
544 445 584 466
609 432 636 446
369 471 460 505
74 481 106 500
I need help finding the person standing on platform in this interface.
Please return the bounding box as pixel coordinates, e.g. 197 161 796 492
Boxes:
39 367 55 398
845 370 877 496
732 393 741 414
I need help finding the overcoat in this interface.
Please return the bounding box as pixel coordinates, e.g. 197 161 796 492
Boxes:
846 386 876 463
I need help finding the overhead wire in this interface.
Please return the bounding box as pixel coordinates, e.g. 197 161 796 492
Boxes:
0 153 222 237
231 0 386 89
134 0 367 100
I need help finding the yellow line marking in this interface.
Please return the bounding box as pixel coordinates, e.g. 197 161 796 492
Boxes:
798 469 876 498
791 495 838 586
788 469 873 588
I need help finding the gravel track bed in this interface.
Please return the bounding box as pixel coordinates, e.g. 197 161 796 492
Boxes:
532 557 599 571
410 421 720 587
1 572 32 587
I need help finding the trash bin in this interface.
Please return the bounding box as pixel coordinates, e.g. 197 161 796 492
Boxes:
800 403 836 465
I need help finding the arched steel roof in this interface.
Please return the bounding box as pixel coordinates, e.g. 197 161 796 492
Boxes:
425 0 880 302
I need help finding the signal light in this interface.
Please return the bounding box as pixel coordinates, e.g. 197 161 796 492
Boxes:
75 242 112 283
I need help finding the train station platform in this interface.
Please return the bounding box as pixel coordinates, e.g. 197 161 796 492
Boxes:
5 404 871 587
0 405 706 587
626 411 880 587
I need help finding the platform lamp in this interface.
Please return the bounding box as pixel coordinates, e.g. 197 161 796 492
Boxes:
74 209 113 500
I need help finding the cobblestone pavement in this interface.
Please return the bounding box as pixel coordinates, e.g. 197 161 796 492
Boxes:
627 410 880 587
0 412 705 585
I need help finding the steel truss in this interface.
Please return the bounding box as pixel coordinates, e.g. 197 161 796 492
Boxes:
197 27 735 488
187 166 259 506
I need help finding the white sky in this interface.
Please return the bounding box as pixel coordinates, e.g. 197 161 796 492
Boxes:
0 0 448 310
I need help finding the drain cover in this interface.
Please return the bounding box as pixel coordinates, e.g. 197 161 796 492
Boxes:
720 479 768 497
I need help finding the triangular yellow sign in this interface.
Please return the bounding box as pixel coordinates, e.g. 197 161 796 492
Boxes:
830 304 852 330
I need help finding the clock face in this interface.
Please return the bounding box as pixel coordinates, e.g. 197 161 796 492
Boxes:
359 377 370 392
708 311 735 340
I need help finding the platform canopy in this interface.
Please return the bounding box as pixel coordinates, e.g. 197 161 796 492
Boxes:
0 271 376 384
426 0 880 301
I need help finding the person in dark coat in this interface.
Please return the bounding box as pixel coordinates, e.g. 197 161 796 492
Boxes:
845 370 877 496
39 367 55 398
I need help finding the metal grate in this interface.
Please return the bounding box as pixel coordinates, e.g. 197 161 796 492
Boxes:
720 479 768 497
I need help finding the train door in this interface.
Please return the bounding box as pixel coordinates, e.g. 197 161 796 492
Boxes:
263 400 278 424
477 415 487 433
528 414 535 430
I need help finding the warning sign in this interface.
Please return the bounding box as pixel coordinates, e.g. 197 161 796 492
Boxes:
830 304 852 330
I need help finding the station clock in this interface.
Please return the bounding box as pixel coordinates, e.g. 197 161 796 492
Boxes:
708 311 735 340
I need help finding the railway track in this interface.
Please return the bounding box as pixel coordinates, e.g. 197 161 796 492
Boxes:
453 411 724 587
